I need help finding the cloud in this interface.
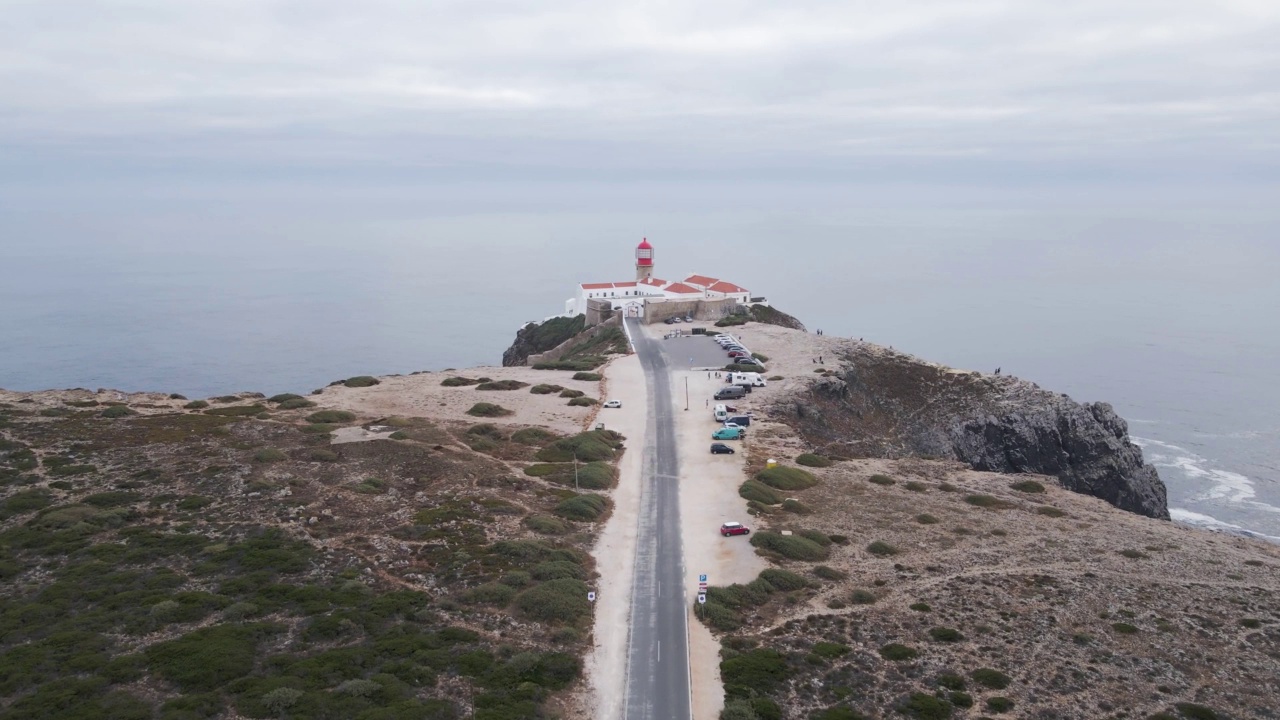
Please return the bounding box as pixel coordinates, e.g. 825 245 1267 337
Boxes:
1 0 1277 182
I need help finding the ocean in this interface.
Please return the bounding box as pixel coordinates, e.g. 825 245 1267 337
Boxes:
2 186 1278 539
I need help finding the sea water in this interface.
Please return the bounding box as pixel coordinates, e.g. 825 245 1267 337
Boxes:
2 187 1277 538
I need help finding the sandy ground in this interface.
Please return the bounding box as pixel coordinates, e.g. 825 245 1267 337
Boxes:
584 352 648 719
657 326 767 720
315 367 601 433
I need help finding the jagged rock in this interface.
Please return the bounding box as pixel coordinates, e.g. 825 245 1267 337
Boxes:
501 314 587 366
778 349 1169 519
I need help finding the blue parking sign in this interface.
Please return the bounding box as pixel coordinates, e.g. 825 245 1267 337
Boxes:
699 574 707 582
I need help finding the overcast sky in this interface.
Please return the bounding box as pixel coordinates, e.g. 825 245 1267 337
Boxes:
2 0 1278 189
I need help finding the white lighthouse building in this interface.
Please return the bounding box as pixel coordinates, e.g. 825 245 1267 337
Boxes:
564 238 752 318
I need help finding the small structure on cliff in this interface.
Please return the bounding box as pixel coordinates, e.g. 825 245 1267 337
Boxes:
565 238 755 323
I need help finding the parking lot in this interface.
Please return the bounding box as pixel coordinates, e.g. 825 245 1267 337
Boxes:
655 328 752 370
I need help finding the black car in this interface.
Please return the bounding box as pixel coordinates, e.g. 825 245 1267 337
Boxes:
664 317 677 324
710 443 736 454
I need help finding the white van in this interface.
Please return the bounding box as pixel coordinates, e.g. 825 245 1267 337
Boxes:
713 404 729 422
728 372 766 388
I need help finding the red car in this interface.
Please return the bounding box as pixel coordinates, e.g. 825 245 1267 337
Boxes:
720 522 750 537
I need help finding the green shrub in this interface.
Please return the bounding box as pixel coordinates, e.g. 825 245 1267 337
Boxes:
781 499 811 514
512 427 558 445
910 602 932 612
464 582 517 606
535 429 623 462
253 448 287 463
559 389 585 399
878 643 918 661
343 375 380 387
904 481 928 492
740 479 784 505
476 379 529 391
306 410 356 423
759 569 809 591
937 673 965 690
900 693 953 719
554 494 609 521
204 404 265 417
83 491 140 507
1173 703 1222 720
1240 618 1262 629
720 648 789 698
750 531 829 561
534 358 605 371
964 494 1009 508
530 384 564 395
915 513 939 524
929 627 963 642
866 541 900 557
868 474 895 486
798 529 832 546
467 423 506 439
1111 622 1139 634
1010 479 1045 493
795 453 832 468
715 315 749 327
756 466 818 490
466 402 514 418
568 396 598 406
813 566 846 581
516 578 590 623
309 449 339 462
523 464 561 477
811 708 868 720
268 393 303 403
441 376 483 387
263 687 304 713
849 589 877 605
986 697 1015 713
1119 549 1149 559
525 515 569 534
1036 506 1067 518
1 489 54 517
278 397 315 410
146 624 271 691
970 668 1011 689
812 641 851 659
531 560 586 581
571 372 602 381
101 405 137 418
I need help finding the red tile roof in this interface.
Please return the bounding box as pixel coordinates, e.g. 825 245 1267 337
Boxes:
664 282 702 294
614 281 637 287
580 282 615 290
684 274 719 287
708 280 747 294
639 277 668 286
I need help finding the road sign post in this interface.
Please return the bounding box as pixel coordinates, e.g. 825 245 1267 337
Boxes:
587 591 596 602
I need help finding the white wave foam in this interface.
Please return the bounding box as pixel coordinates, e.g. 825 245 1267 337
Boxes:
1171 508 1280 542
1133 436 1259 504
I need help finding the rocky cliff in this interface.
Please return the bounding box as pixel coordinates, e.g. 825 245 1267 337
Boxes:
502 314 586 366
779 344 1169 519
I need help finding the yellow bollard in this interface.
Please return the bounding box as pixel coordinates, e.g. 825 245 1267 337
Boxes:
766 458 777 469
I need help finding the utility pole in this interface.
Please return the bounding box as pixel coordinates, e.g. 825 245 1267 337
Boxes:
685 376 689 411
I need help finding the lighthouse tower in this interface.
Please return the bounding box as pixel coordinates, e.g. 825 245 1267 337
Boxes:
635 238 654 281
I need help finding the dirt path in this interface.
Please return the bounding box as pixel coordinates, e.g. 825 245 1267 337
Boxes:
585 353 648 718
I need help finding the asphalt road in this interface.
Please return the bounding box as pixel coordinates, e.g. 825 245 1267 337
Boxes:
623 318 692 720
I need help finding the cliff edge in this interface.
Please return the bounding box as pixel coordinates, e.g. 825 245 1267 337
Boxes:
757 332 1168 519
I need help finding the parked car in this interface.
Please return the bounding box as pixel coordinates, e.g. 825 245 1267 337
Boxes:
722 422 745 430
720 522 750 537
710 443 736 454
664 317 677 324
726 415 751 427
602 400 622 408
712 427 744 440
715 387 747 400
727 351 748 359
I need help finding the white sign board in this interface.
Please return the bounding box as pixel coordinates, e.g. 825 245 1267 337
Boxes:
587 592 596 602
697 593 707 604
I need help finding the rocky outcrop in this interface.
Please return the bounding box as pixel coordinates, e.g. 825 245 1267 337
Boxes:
747 304 807 330
780 345 1169 519
502 315 586 366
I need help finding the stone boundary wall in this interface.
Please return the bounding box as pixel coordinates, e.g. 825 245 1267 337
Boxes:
527 314 623 366
642 298 741 325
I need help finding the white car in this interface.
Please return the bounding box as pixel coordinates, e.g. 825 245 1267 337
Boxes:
602 400 622 408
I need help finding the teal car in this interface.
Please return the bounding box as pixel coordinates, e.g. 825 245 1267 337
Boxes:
712 427 744 440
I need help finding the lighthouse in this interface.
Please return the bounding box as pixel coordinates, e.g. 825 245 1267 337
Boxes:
635 238 654 281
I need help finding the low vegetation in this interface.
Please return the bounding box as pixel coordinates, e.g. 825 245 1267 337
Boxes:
475 379 529 391
342 375 380 388
466 402 514 418
795 453 832 468
749 531 830 561
756 466 819 491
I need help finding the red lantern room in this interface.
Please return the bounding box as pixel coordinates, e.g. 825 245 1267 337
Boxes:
635 238 654 281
